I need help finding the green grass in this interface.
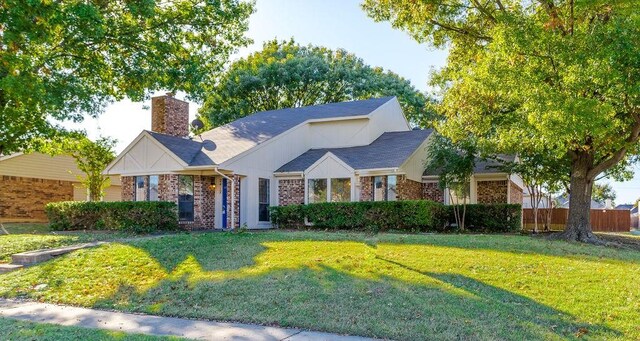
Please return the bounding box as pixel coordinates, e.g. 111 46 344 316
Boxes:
1 231 639 340
0 317 182 340
0 223 155 263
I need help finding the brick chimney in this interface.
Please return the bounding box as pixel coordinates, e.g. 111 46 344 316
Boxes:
151 93 189 137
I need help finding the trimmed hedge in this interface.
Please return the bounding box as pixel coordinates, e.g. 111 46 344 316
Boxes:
46 201 179 233
270 201 522 233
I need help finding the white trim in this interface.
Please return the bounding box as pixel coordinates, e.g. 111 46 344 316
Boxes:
104 131 189 174
0 152 24 162
273 171 304 178
304 151 355 174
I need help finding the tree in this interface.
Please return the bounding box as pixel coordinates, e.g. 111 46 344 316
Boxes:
198 39 434 128
0 0 254 155
41 136 117 201
502 151 568 233
363 0 640 243
425 134 476 231
592 183 616 207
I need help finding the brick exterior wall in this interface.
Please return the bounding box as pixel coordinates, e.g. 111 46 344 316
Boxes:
477 180 508 204
121 176 135 201
359 176 374 201
278 179 305 206
121 174 215 229
397 175 423 200
0 176 74 221
509 180 523 205
422 182 445 203
151 93 189 137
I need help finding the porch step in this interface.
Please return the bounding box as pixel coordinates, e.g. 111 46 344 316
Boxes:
11 242 106 265
0 264 23 273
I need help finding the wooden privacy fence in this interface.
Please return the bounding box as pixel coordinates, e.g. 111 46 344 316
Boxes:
523 208 631 232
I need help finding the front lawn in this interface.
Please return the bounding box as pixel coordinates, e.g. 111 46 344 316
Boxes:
0 317 181 340
1 231 638 340
0 223 152 263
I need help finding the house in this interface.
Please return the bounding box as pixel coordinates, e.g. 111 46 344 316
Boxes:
555 195 605 209
615 204 638 229
423 154 524 206
105 94 523 229
0 153 122 222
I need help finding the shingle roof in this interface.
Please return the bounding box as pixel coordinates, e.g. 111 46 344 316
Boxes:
149 97 396 166
276 129 433 172
422 154 516 176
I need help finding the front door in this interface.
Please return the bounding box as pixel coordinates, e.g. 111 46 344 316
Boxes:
221 178 228 229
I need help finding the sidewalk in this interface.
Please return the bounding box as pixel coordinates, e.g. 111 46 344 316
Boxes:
0 299 379 341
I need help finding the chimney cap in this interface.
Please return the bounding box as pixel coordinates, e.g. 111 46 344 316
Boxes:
165 92 174 97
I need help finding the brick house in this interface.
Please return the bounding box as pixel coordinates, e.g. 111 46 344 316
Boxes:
105 94 523 230
0 153 121 222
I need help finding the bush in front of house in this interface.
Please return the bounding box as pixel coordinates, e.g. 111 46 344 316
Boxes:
270 201 522 233
45 201 179 233
271 200 448 232
446 204 522 233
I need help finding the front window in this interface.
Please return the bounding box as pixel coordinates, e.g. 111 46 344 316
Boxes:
308 179 327 203
331 178 351 202
387 175 398 201
178 175 194 221
149 175 159 201
134 176 146 201
258 178 270 222
373 176 385 201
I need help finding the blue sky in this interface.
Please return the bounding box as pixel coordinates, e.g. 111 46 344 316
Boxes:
62 0 639 205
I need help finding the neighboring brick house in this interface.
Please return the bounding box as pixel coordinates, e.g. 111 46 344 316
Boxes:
105 94 523 230
0 153 121 222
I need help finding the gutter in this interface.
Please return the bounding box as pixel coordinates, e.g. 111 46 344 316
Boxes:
214 167 236 231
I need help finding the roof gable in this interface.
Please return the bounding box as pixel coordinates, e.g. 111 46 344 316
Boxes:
277 129 433 173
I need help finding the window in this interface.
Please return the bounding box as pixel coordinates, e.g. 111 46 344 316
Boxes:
387 175 398 201
308 179 327 203
178 175 194 221
134 176 146 201
258 178 270 222
149 176 159 201
331 178 351 202
373 176 385 201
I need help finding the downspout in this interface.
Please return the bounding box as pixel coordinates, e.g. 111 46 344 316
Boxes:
214 167 235 230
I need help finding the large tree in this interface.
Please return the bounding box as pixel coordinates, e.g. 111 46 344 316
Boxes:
0 0 254 155
199 39 433 128
363 0 640 242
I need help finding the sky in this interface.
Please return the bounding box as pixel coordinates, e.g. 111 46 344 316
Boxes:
60 0 640 205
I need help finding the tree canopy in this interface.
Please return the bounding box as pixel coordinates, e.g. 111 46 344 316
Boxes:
198 39 433 128
0 0 254 155
363 0 640 242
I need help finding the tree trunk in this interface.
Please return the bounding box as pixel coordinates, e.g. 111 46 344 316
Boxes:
556 154 601 243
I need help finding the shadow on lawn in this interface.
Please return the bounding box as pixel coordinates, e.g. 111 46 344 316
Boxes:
1 234 630 340
376 257 620 339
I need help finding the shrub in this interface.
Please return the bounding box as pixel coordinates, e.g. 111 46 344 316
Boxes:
271 200 448 233
46 201 179 233
271 201 522 233
445 204 522 233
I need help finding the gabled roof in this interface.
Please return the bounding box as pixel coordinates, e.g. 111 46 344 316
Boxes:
423 154 516 176
276 129 433 172
149 97 396 166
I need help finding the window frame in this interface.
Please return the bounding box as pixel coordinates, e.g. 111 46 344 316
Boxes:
330 178 351 202
134 176 146 202
386 175 398 201
258 178 270 222
178 175 195 222
307 178 328 204
149 175 159 202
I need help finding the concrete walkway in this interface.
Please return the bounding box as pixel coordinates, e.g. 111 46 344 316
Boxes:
0 299 379 341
